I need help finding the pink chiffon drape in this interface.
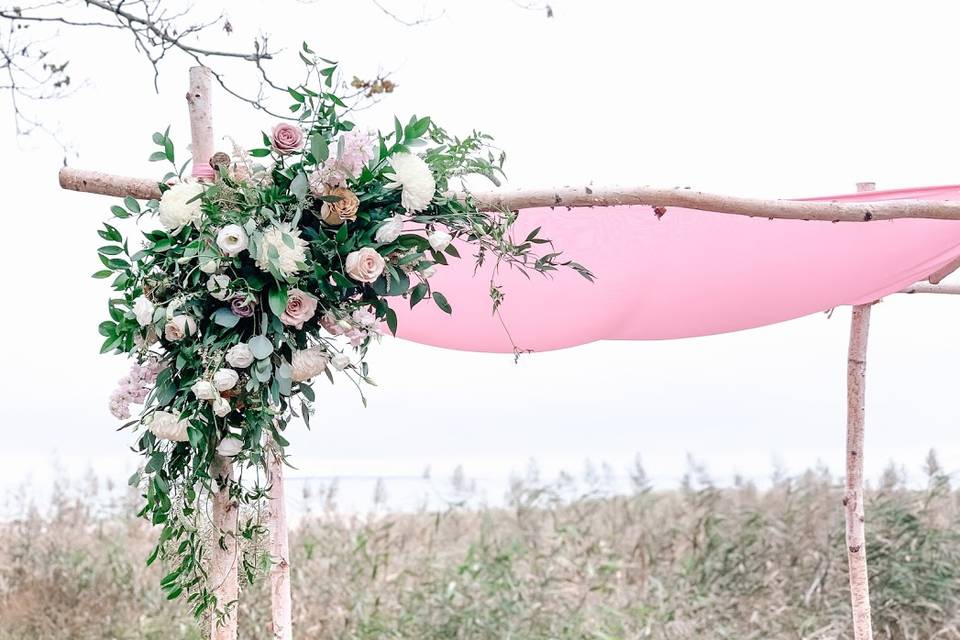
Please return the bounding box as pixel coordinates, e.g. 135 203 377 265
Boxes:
394 185 960 352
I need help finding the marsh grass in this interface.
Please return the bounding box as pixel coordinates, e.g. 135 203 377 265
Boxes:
2 455 959 639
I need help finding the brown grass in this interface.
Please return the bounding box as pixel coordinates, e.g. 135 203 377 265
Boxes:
2 455 959 639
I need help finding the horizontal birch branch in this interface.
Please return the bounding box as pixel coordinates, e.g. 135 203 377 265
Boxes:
899 283 960 295
58 166 960 223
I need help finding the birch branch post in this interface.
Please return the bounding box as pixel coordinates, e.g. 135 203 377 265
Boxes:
844 181 875 640
186 65 240 640
56 169 960 223
266 438 293 640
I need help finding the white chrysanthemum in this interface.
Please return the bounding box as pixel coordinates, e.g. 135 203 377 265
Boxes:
255 224 308 277
385 153 436 213
158 182 204 231
291 346 329 382
145 410 190 442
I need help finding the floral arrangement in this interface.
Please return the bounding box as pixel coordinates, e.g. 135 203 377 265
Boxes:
93 48 590 617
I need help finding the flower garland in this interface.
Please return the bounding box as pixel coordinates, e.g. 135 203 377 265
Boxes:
93 49 591 618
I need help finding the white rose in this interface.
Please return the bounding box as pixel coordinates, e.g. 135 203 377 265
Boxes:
225 343 254 368
164 315 197 342
216 224 249 257
206 274 232 301
212 397 232 418
158 182 204 231
190 379 218 401
132 296 155 327
344 247 386 283
199 257 220 274
428 230 452 252
213 368 239 391
374 216 404 244
145 411 190 442
216 436 244 457
331 354 350 371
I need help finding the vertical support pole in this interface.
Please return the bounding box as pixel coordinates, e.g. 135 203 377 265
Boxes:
267 437 293 640
187 66 216 180
845 181 874 640
209 455 239 640
187 65 238 640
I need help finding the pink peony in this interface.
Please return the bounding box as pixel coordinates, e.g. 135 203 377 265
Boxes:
280 289 318 329
271 123 304 154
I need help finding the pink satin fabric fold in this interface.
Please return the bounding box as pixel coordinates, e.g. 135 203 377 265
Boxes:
394 185 960 352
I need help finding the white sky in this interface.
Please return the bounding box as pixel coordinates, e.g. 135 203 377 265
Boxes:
3 0 960 506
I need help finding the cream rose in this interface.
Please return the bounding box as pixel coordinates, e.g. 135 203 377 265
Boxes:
374 216 404 244
190 379 218 401
213 368 239 392
225 342 254 368
280 289 319 329
428 230 452 252
215 436 244 457
212 397 232 418
330 354 350 371
216 224 249 256
133 296 155 327
344 247 386 283
206 274 232 301
164 315 197 342
145 411 190 442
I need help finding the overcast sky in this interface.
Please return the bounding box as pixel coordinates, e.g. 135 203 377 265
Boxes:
2 0 960 508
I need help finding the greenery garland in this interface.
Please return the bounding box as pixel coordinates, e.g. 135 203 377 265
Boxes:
93 46 591 618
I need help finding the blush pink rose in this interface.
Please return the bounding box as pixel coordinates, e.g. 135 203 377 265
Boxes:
271 123 304 154
344 247 386 283
280 288 318 329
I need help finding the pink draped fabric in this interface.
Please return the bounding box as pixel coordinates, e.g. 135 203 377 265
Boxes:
394 185 960 352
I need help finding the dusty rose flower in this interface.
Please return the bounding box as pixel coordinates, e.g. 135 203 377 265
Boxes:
271 123 304 154
318 187 360 225
344 247 386 283
319 312 343 336
231 295 256 318
281 289 318 329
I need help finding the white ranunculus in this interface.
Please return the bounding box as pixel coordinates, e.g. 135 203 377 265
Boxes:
255 224 308 277
225 343 254 368
132 296 155 327
374 216 404 244
216 224 249 257
158 182 204 231
428 230 452 252
212 397 231 418
291 346 329 382
215 436 244 457
164 315 197 342
190 379 219 401
212 368 239 392
385 153 436 213
145 411 190 442
206 274 232 301
199 257 220 274
330 354 350 371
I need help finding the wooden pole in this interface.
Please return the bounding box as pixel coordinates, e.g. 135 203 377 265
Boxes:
56 168 960 223
186 65 239 640
266 438 293 640
845 182 875 640
209 454 239 640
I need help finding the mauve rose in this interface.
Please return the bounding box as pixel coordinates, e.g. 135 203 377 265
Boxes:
271 123 304 154
319 312 343 336
231 295 256 318
280 289 318 329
